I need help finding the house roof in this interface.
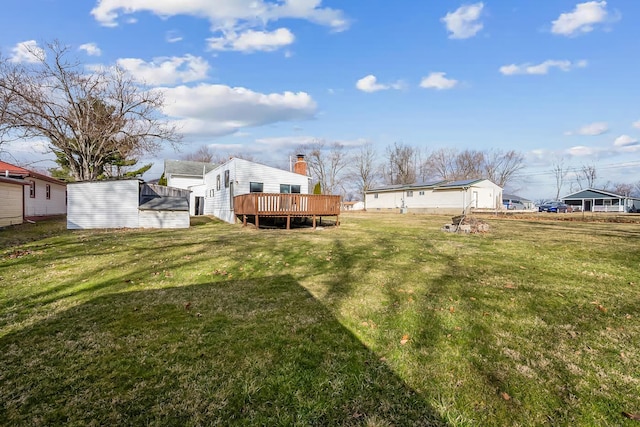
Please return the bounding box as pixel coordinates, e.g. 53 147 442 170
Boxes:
562 188 640 200
0 160 66 186
435 178 484 189
367 181 445 193
139 196 189 211
367 179 499 193
164 160 216 177
0 176 30 186
503 193 532 202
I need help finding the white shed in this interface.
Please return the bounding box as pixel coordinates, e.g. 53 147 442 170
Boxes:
67 180 190 229
365 179 503 214
204 158 310 224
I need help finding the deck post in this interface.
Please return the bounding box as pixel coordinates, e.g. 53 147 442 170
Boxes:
243 215 247 227
313 215 316 229
255 215 260 230
286 215 290 230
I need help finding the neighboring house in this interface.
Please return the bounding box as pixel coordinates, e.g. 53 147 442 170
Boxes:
0 176 29 227
67 179 190 229
204 157 311 224
164 160 217 216
342 201 365 211
503 193 535 210
0 160 67 218
365 179 503 214
562 188 640 213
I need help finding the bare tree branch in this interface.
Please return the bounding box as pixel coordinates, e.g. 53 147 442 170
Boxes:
0 40 181 181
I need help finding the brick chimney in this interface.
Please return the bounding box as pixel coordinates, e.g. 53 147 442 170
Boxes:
293 154 307 176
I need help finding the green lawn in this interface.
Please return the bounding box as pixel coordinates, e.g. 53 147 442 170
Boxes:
1 213 639 426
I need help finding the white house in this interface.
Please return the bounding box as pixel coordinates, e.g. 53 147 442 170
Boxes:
203 157 310 224
365 179 503 214
67 179 190 229
164 160 217 216
562 188 640 212
0 160 67 218
0 176 29 227
342 201 365 211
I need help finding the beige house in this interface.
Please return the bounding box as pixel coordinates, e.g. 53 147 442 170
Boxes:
0 176 29 227
365 179 503 214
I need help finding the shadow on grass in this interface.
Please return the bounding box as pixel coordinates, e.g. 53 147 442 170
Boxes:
0 275 447 426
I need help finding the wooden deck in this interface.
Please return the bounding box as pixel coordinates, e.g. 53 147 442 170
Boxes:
234 193 341 229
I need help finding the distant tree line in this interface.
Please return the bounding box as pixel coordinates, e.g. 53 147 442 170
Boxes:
180 141 527 201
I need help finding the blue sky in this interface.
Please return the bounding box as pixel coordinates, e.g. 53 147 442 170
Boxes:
1 0 639 199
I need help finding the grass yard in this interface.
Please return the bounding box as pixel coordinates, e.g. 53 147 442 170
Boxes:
1 213 639 426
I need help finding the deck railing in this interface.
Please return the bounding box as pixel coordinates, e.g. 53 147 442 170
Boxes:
235 193 341 216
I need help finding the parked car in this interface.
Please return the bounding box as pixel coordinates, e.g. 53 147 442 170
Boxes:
538 201 569 213
503 199 526 210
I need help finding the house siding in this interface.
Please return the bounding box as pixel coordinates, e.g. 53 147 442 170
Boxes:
365 180 502 213
23 177 66 217
67 180 140 229
203 158 310 224
0 182 24 227
138 210 189 228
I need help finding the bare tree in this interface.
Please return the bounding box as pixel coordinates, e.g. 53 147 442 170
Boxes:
182 145 215 163
551 157 568 200
575 164 597 189
425 147 457 181
0 41 179 181
303 140 349 195
383 142 417 185
611 182 634 197
455 149 485 180
349 142 379 205
484 149 525 188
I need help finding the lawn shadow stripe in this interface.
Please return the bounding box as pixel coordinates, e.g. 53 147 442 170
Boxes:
0 275 447 426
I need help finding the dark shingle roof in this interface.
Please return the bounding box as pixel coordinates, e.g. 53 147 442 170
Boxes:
164 160 216 177
139 196 189 211
367 181 445 192
436 179 483 188
562 188 639 200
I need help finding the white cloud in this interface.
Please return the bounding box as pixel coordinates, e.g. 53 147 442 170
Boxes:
9 40 45 63
255 135 318 149
166 31 183 43
158 84 317 137
90 0 349 36
566 122 609 136
499 59 587 75
551 1 613 36
117 55 210 85
78 43 102 56
355 75 404 93
441 3 484 39
208 28 294 52
613 135 638 147
567 145 598 156
632 120 640 129
419 72 458 90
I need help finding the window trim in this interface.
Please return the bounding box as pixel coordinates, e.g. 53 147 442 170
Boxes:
29 181 35 198
216 174 221 190
46 184 51 200
250 182 264 193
